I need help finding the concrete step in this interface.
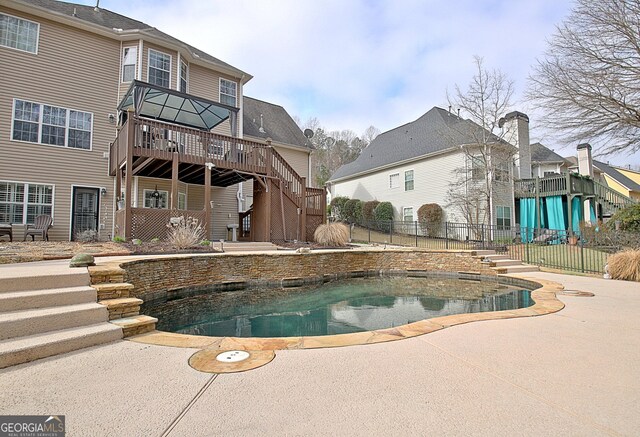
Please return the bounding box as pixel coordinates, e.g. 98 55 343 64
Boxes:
111 315 157 337
0 263 88 293
0 303 108 341
472 250 496 256
494 264 540 274
222 242 280 252
99 297 143 320
93 282 134 300
0 286 96 312
483 254 510 261
0 323 122 369
492 259 523 267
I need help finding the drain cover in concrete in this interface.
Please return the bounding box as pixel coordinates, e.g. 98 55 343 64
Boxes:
216 350 250 362
189 349 275 373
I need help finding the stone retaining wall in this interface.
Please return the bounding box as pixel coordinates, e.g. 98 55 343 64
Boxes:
120 249 496 301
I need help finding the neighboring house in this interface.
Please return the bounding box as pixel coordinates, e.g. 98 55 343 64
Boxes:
1 0 322 241
327 107 522 228
328 106 636 233
565 157 640 201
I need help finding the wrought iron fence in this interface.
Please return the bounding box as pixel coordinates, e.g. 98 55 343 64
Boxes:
346 220 636 274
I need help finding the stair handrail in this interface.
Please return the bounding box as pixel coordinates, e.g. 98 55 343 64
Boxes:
593 180 637 210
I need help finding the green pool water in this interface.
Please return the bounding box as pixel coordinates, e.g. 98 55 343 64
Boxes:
141 276 533 338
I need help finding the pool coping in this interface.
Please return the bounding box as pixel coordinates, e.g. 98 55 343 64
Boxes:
127 276 565 352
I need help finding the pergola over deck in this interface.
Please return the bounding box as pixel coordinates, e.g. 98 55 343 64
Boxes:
110 81 325 242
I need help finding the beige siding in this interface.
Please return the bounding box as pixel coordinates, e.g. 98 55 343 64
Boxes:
273 144 310 181
0 7 120 240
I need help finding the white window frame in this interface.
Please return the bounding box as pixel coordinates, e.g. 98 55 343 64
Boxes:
0 180 54 225
179 59 188 93
178 192 187 210
404 169 414 191
494 160 510 182
0 12 40 54
389 173 400 189
10 99 93 151
219 78 237 106
121 46 137 82
143 189 168 209
402 207 414 223
147 49 172 88
470 155 485 181
496 205 511 229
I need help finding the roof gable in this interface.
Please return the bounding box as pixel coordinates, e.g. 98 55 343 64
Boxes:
530 142 565 163
329 106 499 181
243 96 311 149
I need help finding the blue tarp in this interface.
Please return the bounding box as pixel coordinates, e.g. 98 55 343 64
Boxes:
519 198 536 242
571 197 583 233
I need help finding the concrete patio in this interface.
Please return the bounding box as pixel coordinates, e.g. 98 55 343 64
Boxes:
0 271 638 436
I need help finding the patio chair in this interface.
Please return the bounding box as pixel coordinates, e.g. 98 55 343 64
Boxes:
0 224 12 242
24 215 53 241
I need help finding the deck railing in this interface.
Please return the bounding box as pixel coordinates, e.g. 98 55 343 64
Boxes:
593 180 637 214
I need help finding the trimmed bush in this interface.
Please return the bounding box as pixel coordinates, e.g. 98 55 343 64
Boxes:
354 200 364 224
374 201 394 232
343 199 360 223
362 200 380 224
609 204 640 232
417 203 444 237
330 196 350 221
314 222 349 246
608 250 640 281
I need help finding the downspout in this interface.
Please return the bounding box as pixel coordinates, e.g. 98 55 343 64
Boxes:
237 184 243 213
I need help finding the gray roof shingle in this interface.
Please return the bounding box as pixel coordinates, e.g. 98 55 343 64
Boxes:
243 96 312 150
19 0 249 78
329 106 500 181
530 142 565 163
594 160 640 192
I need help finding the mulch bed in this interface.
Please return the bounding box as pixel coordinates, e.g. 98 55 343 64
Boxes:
0 241 220 264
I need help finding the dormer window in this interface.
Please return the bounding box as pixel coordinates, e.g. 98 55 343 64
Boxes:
0 13 39 54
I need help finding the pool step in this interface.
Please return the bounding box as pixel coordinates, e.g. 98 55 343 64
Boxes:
483 254 510 261
99 297 143 320
111 315 157 337
0 323 122 369
493 264 540 274
0 302 109 341
92 282 134 300
0 286 97 312
491 259 523 267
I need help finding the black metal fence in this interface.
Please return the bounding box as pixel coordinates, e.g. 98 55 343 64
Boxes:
347 220 636 274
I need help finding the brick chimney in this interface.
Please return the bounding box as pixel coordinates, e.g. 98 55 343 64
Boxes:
577 143 594 177
499 111 531 179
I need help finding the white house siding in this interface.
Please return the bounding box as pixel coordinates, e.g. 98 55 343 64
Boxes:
532 163 562 178
330 151 467 223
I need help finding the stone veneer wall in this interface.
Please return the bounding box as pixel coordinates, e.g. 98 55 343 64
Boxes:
121 249 496 301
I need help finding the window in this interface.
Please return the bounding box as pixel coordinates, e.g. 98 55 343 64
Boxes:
143 189 168 208
122 47 137 82
389 173 399 189
148 49 171 88
494 160 510 182
0 181 53 224
403 207 413 223
496 206 511 230
179 60 188 93
544 171 559 177
12 99 92 150
404 170 414 191
220 78 237 106
470 156 485 181
178 192 186 210
0 13 39 54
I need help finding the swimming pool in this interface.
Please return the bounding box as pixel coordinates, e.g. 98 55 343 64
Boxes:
142 275 533 338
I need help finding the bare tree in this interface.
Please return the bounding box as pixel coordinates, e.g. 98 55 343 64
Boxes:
528 0 640 155
445 56 515 228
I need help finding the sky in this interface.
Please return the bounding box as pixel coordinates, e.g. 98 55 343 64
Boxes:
77 0 638 166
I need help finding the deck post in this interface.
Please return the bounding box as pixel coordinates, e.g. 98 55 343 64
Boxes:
204 164 211 239
123 113 135 240
301 177 307 241
170 152 179 209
